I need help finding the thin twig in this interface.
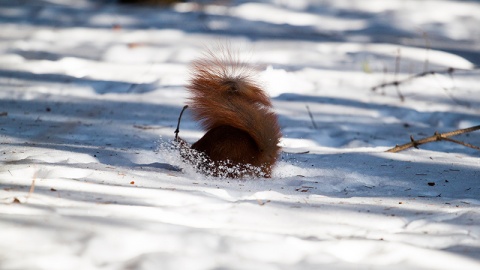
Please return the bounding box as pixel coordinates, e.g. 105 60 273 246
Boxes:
441 136 480 150
29 179 36 196
386 125 480 153
372 67 457 91
394 83 404 102
174 105 188 141
373 66 479 93
432 71 470 107
305 105 318 129
394 48 405 102
27 169 37 200
133 125 163 130
422 31 431 72
394 48 400 80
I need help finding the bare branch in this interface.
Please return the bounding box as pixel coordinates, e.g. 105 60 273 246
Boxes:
305 105 318 129
174 105 189 141
441 136 480 150
386 125 480 153
371 68 456 91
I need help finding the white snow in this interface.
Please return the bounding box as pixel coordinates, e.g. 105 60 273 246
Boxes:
1 0 480 269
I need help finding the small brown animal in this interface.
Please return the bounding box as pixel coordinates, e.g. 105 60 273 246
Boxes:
176 49 282 178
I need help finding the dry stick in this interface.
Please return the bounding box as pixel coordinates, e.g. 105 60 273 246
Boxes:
373 66 480 92
174 105 188 141
441 136 480 150
432 71 470 107
394 48 405 102
27 169 38 202
372 67 456 91
28 179 36 196
372 38 475 103
373 65 388 95
305 105 318 129
422 31 431 72
386 125 480 153
376 66 469 107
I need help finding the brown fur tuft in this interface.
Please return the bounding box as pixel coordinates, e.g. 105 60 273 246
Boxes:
183 48 282 178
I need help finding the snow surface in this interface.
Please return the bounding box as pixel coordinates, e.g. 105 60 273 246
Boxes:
1 0 480 269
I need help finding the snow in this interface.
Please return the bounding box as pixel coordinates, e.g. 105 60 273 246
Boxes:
1 0 480 269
